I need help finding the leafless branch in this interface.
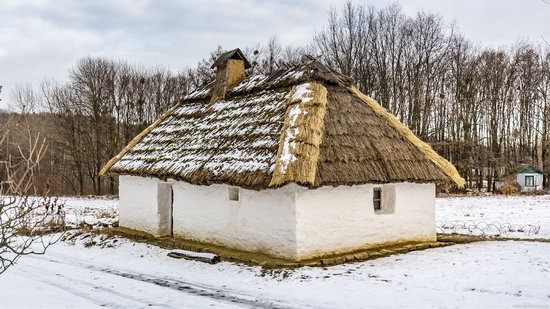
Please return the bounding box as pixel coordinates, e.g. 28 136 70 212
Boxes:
0 116 65 274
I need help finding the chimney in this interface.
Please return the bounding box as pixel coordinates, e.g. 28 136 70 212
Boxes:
209 48 251 103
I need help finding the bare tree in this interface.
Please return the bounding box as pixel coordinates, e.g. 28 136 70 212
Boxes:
0 115 64 274
311 1 550 191
10 83 40 114
7 1 550 194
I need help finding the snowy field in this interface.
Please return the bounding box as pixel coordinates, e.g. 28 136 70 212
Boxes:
1 194 550 308
59 194 550 239
437 195 550 238
61 196 118 228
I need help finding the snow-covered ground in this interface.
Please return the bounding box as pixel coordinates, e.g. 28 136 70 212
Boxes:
2 194 550 308
437 195 550 238
62 196 118 228
58 194 550 238
3 235 550 308
3 195 119 230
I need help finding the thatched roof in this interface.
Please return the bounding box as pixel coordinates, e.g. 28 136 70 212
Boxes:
101 57 465 189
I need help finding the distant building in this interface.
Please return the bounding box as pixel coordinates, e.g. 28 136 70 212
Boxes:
496 165 544 192
515 166 544 191
101 48 464 261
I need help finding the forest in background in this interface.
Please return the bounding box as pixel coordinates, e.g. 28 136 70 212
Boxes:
1 2 550 195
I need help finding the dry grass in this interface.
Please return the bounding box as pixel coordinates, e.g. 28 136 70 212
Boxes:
499 181 521 195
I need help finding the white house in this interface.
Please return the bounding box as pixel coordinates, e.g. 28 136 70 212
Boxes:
101 49 465 261
516 166 544 191
495 165 544 193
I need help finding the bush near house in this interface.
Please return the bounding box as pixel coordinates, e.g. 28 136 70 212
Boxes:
499 181 521 195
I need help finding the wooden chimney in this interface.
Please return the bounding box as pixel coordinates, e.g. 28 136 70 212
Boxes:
209 48 251 103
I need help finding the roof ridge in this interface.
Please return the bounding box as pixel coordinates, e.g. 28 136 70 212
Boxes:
349 86 465 188
184 58 353 102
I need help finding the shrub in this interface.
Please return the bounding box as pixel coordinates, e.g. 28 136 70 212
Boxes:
500 181 521 195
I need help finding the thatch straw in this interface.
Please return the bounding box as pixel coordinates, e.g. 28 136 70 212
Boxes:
99 103 181 176
349 86 465 188
269 82 328 187
103 57 465 189
107 89 290 189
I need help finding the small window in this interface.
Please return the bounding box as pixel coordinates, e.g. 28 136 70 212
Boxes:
525 175 535 187
229 187 240 201
373 188 382 211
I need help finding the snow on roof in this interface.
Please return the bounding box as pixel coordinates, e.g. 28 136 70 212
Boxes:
110 88 290 188
104 57 464 189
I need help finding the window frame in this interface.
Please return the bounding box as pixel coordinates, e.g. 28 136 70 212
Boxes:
373 185 396 215
228 186 240 202
373 187 382 212
525 175 535 187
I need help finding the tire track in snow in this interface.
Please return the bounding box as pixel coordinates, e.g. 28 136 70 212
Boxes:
16 264 149 309
27 255 300 309
94 267 294 309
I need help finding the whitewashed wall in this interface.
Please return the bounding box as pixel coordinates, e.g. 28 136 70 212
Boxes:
119 175 172 236
171 182 298 259
119 176 436 261
516 173 544 191
294 183 436 260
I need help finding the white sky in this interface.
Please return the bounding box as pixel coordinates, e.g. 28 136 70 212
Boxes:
1 0 549 109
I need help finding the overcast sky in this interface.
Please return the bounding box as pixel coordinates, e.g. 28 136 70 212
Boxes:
1 0 549 109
